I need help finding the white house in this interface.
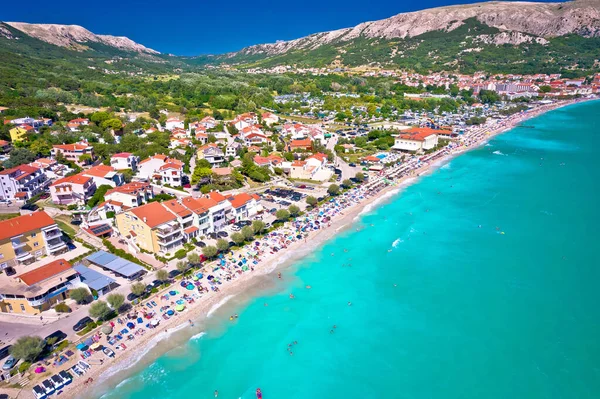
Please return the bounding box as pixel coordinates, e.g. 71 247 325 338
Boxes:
261 112 279 126
392 128 440 152
231 112 258 131
110 152 140 171
104 182 154 209
165 118 184 131
0 165 49 201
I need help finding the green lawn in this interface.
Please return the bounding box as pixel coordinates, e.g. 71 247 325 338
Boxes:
0 213 20 221
55 219 77 237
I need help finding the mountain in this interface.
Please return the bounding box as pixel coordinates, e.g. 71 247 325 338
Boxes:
4 22 159 54
204 0 600 73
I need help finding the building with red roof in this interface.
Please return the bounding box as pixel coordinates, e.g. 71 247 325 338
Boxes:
50 173 96 205
0 164 49 201
392 127 440 152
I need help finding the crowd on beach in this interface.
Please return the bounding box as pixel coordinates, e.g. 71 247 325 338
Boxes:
35 98 586 399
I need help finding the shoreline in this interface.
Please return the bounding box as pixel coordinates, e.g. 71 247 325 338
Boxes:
38 97 593 399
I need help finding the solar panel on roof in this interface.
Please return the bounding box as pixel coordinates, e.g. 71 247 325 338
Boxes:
90 224 112 235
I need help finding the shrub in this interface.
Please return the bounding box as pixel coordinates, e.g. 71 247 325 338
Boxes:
54 303 71 313
202 245 218 259
106 293 125 312
130 282 146 297
174 249 187 259
216 239 229 252
241 226 254 240
275 209 290 222
231 232 245 245
288 205 300 217
18 362 31 374
69 287 90 304
327 184 340 196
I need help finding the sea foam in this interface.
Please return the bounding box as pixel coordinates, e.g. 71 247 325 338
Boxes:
207 295 235 318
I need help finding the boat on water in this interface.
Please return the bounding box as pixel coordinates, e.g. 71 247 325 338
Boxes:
256 388 262 399
103 347 116 358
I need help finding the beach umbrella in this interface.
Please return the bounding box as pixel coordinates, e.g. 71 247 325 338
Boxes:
76 343 87 350
84 338 94 346
34 366 45 373
175 304 185 312
166 309 175 316
101 325 113 334
90 343 102 350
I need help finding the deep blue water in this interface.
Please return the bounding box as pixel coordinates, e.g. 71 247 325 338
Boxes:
98 101 600 399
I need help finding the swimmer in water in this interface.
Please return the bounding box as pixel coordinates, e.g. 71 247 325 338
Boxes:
214 390 219 397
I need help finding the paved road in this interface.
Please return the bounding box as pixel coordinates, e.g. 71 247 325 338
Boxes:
326 134 360 181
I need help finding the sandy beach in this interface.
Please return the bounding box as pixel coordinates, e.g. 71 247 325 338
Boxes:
20 97 591 399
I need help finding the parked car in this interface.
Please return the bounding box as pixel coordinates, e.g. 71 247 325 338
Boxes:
21 203 38 211
195 241 206 248
168 270 181 279
2 356 16 370
66 242 76 250
4 267 16 276
151 280 162 289
217 231 228 238
72 317 93 332
44 330 67 348
127 293 139 302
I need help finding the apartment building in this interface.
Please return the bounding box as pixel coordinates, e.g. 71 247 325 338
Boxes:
51 142 94 165
82 164 124 187
115 201 183 254
49 173 97 205
0 211 67 269
392 128 440 152
104 182 154 209
0 259 80 315
0 165 49 201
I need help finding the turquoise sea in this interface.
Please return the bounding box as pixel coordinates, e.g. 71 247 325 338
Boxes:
97 101 600 399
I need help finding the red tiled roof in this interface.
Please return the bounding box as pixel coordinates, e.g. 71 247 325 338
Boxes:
112 152 132 158
397 127 443 142
53 143 90 151
184 226 199 235
106 182 151 196
51 173 92 187
162 200 193 218
84 164 116 178
0 211 56 241
0 164 39 177
180 197 211 214
228 193 254 209
290 139 312 148
207 191 226 203
129 201 177 228
18 259 72 286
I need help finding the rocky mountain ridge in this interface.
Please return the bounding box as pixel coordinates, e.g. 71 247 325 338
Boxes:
3 22 159 54
227 0 600 58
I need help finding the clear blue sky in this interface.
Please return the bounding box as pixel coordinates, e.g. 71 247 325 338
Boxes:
1 0 559 55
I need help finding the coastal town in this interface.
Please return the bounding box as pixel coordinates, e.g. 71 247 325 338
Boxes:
0 66 597 399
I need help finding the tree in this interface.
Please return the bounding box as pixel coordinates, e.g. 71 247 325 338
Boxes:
87 184 112 207
4 148 36 169
196 159 212 169
156 269 169 282
9 336 45 362
288 205 300 217
192 167 213 185
100 118 123 131
231 232 245 245
342 179 353 188
89 300 112 321
354 172 365 182
275 209 290 221
306 196 318 207
106 293 125 312
187 252 201 265
131 282 146 297
30 139 52 156
216 238 229 252
202 245 218 259
69 287 90 304
327 184 340 196
539 85 552 93
79 153 92 164
176 260 190 274
252 220 266 234
241 225 254 240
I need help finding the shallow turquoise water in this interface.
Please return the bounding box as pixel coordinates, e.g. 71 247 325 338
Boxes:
99 101 600 399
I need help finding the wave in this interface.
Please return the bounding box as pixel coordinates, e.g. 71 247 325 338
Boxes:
440 162 451 170
207 295 235 318
357 187 402 217
485 143 493 147
392 238 402 248
190 331 206 341
99 322 190 381
493 150 506 156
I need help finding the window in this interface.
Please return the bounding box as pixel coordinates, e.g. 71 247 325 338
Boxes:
7 304 12 312
20 304 25 312
33 242 39 247
31 232 37 237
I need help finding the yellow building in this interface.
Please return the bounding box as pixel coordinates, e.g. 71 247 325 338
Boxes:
9 126 32 142
115 201 183 254
0 259 80 314
0 211 67 269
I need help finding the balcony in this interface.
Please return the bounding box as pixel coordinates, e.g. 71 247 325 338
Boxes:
11 239 27 249
44 228 62 240
15 250 34 262
155 226 180 238
47 238 66 252
158 233 183 246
